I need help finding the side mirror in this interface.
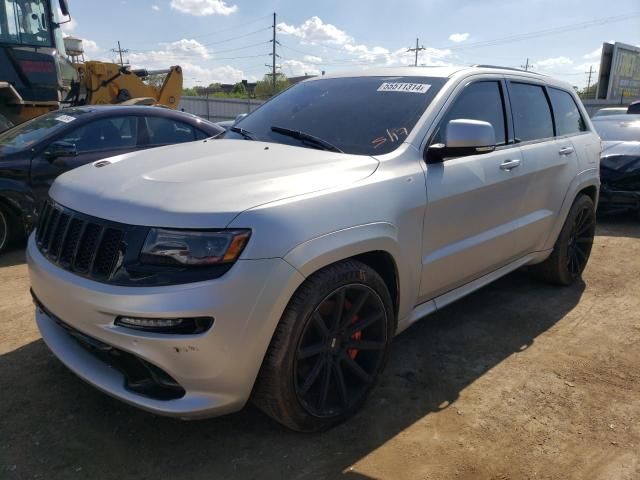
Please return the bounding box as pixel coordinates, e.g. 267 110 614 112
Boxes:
44 141 77 159
233 113 248 125
426 119 496 164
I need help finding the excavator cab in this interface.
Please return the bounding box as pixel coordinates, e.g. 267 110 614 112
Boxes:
0 0 182 132
0 0 73 130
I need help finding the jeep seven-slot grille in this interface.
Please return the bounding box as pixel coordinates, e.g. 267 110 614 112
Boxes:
36 202 125 281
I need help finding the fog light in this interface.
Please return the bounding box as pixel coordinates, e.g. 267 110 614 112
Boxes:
115 316 213 334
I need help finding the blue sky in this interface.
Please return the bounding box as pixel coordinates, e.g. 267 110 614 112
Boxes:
62 0 640 87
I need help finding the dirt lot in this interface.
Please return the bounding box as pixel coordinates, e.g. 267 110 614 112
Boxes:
1 218 639 480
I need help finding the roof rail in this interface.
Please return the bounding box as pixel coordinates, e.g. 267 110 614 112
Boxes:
472 64 546 75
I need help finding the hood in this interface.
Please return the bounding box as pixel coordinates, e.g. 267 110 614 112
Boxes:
600 141 640 191
51 139 379 228
601 140 640 156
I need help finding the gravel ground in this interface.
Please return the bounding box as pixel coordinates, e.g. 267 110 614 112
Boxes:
1 218 639 480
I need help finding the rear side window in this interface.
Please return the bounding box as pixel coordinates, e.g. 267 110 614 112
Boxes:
509 83 554 142
434 81 507 146
549 88 586 136
144 117 196 146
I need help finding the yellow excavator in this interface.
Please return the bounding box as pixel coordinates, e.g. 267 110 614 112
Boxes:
0 0 183 131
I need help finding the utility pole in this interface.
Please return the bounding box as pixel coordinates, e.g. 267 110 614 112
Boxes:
585 65 595 98
269 12 280 95
111 41 129 67
521 58 531 71
407 38 426 67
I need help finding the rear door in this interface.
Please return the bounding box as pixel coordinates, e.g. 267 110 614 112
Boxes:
420 78 527 301
506 81 580 253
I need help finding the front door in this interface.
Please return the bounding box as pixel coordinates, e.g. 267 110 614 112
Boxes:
419 79 528 301
29 116 141 207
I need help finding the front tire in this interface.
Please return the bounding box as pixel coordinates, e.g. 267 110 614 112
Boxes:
252 260 394 432
531 194 596 285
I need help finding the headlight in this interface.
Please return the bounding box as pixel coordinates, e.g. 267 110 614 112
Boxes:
140 229 250 267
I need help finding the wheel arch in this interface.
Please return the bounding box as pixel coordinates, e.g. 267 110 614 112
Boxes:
0 181 38 238
541 172 599 252
283 222 409 326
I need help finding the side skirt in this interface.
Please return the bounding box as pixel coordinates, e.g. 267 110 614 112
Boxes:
396 249 552 334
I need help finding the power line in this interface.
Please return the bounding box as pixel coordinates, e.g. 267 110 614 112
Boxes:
131 13 273 46
111 40 129 66
521 58 533 71
439 12 640 51
269 12 281 94
585 65 596 96
129 27 271 53
407 38 426 67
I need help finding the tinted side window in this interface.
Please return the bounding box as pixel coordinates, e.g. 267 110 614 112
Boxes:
145 117 196 145
59 117 137 153
509 83 554 142
195 129 211 140
435 81 507 145
549 88 586 136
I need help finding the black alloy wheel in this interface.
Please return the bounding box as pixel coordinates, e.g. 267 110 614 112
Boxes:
531 194 596 285
566 204 595 278
294 284 388 418
252 260 394 431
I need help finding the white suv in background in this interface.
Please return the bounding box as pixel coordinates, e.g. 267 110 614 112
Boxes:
28 66 600 431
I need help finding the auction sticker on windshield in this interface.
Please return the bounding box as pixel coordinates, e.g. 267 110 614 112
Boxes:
377 82 431 93
54 115 76 123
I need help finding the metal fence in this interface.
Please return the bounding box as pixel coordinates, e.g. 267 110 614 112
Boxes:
178 96 264 122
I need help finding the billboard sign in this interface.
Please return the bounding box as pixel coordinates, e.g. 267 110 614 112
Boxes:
597 42 640 101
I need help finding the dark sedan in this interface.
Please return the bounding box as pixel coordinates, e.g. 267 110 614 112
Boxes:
0 106 223 253
592 114 640 217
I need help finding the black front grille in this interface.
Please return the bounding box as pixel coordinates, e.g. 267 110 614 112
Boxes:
36 201 126 281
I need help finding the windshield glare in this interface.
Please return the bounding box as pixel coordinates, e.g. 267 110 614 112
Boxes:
0 0 52 47
593 116 640 142
0 110 84 152
226 76 447 155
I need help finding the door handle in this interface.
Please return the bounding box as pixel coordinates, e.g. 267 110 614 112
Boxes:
499 159 521 170
558 146 574 156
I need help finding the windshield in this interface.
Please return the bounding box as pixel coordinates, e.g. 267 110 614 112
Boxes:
593 116 640 142
0 110 87 153
0 0 53 47
225 76 447 155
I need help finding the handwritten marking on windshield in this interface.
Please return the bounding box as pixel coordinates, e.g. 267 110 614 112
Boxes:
372 127 409 149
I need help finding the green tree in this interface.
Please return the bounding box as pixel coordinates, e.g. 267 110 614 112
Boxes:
232 82 247 95
181 87 198 96
578 82 598 100
254 73 289 99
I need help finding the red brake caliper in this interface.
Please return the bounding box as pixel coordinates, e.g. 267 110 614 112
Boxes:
344 300 362 360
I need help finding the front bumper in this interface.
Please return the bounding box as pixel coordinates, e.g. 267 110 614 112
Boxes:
27 234 305 418
598 185 640 215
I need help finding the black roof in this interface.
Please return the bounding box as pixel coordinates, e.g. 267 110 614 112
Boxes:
48 105 222 133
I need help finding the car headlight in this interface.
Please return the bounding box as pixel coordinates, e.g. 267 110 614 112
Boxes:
140 229 251 267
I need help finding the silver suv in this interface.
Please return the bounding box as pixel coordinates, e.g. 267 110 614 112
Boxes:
28 66 600 431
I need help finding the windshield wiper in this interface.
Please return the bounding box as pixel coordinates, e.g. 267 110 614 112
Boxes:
270 126 343 153
230 126 256 140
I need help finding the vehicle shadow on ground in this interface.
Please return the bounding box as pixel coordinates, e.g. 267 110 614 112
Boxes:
0 271 584 480
596 214 640 238
0 244 26 268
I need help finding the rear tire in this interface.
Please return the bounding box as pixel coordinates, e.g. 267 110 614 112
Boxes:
531 194 596 285
252 260 394 432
